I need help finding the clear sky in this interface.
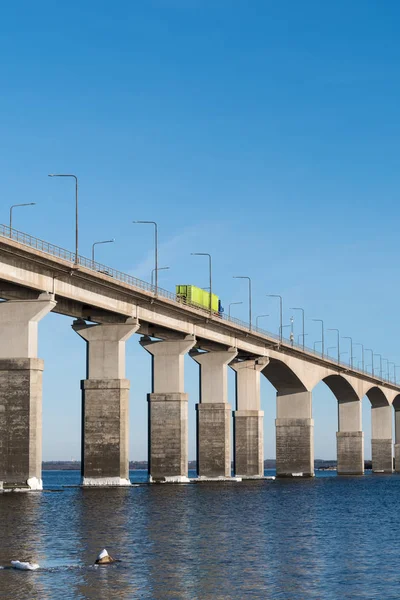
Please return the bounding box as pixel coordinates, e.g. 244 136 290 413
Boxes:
1 0 400 460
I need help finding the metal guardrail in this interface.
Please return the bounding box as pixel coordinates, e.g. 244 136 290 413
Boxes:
0 223 396 386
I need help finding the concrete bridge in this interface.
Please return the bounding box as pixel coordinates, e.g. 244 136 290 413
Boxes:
0 225 399 489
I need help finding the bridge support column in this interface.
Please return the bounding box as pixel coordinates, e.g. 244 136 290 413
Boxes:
395 409 400 473
73 318 139 486
230 358 268 478
191 348 238 479
337 400 364 475
141 335 196 482
275 391 314 477
0 293 56 490
371 405 393 473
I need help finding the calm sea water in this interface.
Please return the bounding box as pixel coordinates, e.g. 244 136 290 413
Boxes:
1 470 400 599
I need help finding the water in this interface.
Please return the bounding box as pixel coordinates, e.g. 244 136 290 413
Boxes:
1 470 400 599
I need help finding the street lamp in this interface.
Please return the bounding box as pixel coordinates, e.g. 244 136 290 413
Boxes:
354 343 364 372
290 307 305 350
327 346 336 358
374 354 383 379
327 328 340 365
267 295 283 342
342 336 353 368
256 314 269 328
151 266 170 287
228 302 243 318
133 221 158 293
192 253 212 315
389 362 396 383
365 349 374 375
298 333 308 345
314 340 322 352
312 319 324 357
382 358 389 381
395 365 400 384
91 239 115 263
48 174 78 264
9 203 36 233
234 276 252 330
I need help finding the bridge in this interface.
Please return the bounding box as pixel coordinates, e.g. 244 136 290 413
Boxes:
0 224 399 489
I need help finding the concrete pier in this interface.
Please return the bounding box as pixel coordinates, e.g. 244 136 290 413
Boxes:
141 335 196 482
73 318 139 486
336 400 364 475
394 404 400 473
191 347 237 479
371 404 393 473
0 293 56 490
275 391 314 477
231 358 268 477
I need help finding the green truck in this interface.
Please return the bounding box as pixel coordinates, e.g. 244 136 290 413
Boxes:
176 285 223 314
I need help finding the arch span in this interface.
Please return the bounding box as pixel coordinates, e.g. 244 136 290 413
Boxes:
364 386 393 473
393 394 400 473
262 357 313 478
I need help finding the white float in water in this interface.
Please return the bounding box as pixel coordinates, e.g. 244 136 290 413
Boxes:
11 560 40 571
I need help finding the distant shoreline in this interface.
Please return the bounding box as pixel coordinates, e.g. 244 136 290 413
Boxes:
42 459 374 471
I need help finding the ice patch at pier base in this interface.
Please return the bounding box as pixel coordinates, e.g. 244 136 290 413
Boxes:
81 477 131 487
148 475 191 484
195 476 242 482
238 475 276 481
27 477 43 490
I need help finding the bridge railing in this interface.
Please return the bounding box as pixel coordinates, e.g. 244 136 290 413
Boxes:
0 224 394 385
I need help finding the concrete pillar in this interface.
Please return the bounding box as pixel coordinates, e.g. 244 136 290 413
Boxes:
230 358 268 478
371 404 393 473
73 318 139 486
140 335 196 483
0 293 56 490
394 409 400 473
275 391 314 477
337 400 364 475
191 347 238 479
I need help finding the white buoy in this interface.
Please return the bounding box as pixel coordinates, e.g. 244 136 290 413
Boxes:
11 560 40 571
95 549 115 565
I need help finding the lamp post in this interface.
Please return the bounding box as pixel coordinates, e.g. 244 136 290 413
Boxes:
48 174 78 264
151 266 170 287
9 202 36 233
91 239 115 263
395 365 400 384
290 307 305 350
312 319 324 357
354 343 364 372
327 328 340 364
314 340 322 352
229 301 243 318
298 333 308 345
382 358 389 381
389 362 396 383
374 354 383 379
256 314 269 328
133 221 158 295
366 349 374 375
234 276 252 330
327 346 336 358
342 336 353 368
192 253 212 315
267 294 283 342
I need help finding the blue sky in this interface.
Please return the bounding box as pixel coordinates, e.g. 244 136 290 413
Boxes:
1 0 400 460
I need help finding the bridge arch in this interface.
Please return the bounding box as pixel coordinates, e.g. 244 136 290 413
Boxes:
363 386 393 472
262 357 308 395
393 394 400 473
261 357 312 477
